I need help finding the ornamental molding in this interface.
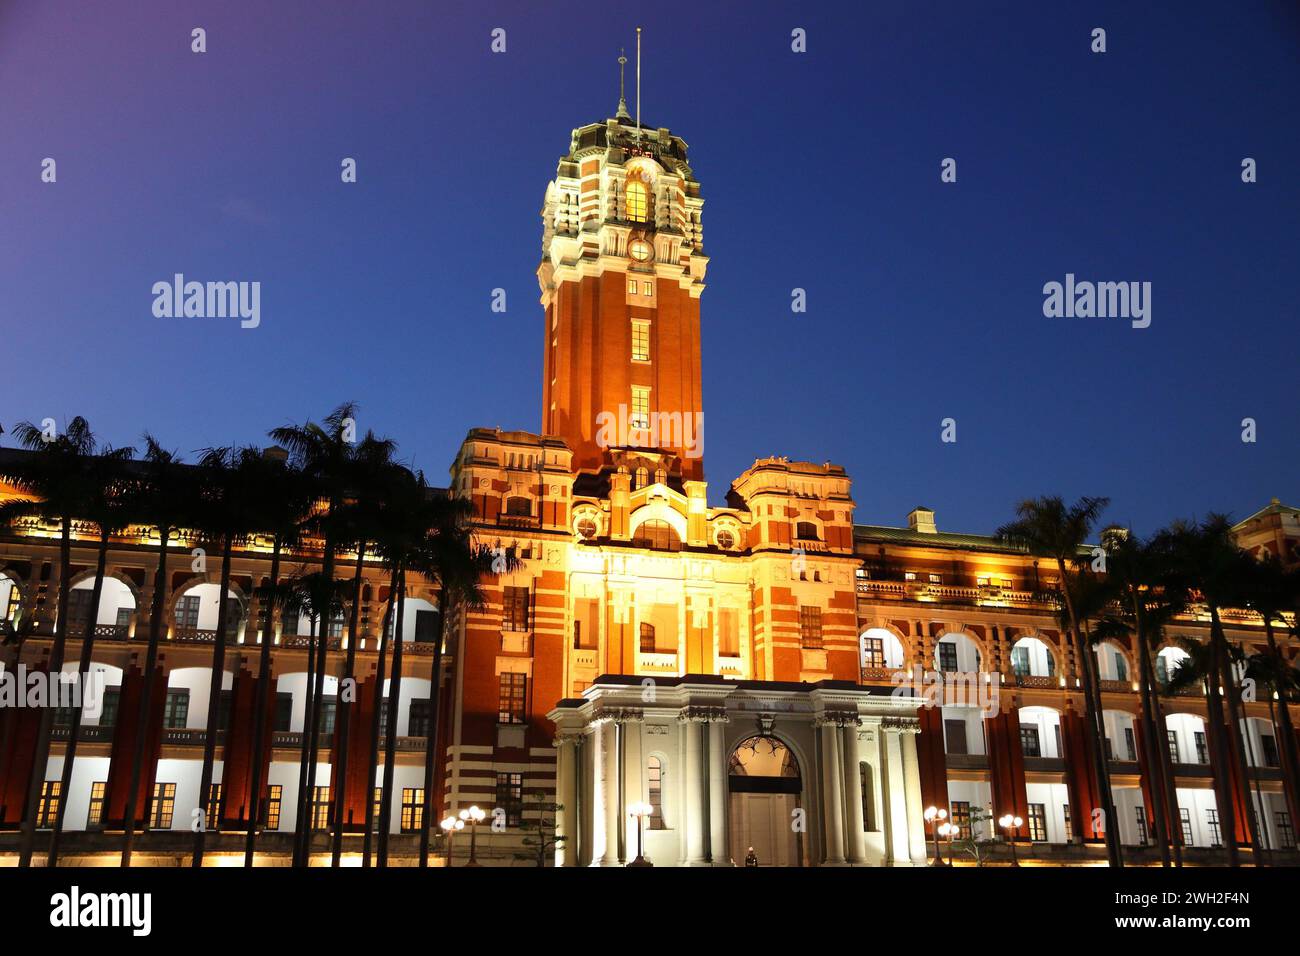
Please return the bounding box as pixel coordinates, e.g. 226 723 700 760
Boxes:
813 710 862 729
880 716 922 735
678 705 728 724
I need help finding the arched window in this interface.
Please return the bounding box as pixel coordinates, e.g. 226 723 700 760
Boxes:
647 755 665 829
632 519 681 552
634 466 649 489
504 496 531 517
639 622 656 653
626 180 649 223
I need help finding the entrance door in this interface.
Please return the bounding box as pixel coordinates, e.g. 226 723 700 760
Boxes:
728 735 804 866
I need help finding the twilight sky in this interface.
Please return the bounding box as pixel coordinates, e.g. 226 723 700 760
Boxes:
2 1 1298 536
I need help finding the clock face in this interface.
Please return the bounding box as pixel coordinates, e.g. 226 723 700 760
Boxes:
629 238 652 262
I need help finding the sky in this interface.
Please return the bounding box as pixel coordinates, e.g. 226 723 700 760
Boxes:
2 0 1298 537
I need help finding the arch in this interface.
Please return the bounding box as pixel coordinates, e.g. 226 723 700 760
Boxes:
1155 644 1192 688
1101 708 1140 762
1011 634 1057 680
1092 639 1132 683
934 630 984 673
728 734 801 790
1018 705 1064 758
1164 711 1209 765
630 516 682 552
646 752 667 829
0 569 24 625
68 573 139 629
629 499 688 543
1238 715 1280 769
625 178 650 223
859 627 906 671
171 577 250 641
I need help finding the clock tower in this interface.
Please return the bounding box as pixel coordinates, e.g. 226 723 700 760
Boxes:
537 84 709 482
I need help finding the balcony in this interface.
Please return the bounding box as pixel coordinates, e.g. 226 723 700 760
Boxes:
66 623 130 641
860 666 898 684
1098 679 1134 693
1014 674 1058 689
638 651 679 673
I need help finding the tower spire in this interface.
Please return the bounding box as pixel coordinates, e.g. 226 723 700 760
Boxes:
616 48 629 120
635 26 642 144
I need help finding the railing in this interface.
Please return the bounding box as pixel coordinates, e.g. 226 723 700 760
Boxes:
1015 674 1058 689
638 651 679 672
854 580 1058 608
1098 679 1134 693
50 724 114 742
572 648 598 670
860 666 898 683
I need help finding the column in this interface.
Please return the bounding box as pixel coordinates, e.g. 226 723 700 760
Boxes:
820 719 845 864
708 719 728 864
598 720 620 866
682 712 706 864
883 722 912 863
555 733 579 867
842 719 867 864
899 720 928 863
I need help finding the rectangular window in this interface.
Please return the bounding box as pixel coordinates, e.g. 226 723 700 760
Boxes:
266 784 283 830
631 320 651 362
311 786 331 831
498 672 527 725
502 586 530 632
1027 803 1047 842
1194 731 1209 764
495 772 523 827
1011 646 1029 677
317 696 337 736
1062 804 1073 842
1166 730 1180 764
206 783 222 831
627 277 637 295
372 787 383 833
904 571 917 582
401 788 425 833
1019 725 1041 758
1124 727 1137 762
218 690 233 731
1204 808 1220 847
630 386 650 430
1260 734 1280 768
718 608 740 657
175 594 200 628
1135 806 1149 845
642 280 653 296
37 781 61 829
1114 651 1128 682
937 641 957 673
1275 811 1296 850
87 781 107 830
951 800 971 840
944 718 968 755
164 689 190 729
1181 808 1195 847
408 698 433 738
100 687 120 727
150 782 176 829
861 637 884 669
798 606 823 649
648 758 665 830
274 692 294 732
327 614 345 638
928 573 942 584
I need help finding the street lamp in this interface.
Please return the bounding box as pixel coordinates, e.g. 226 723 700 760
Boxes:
627 801 654 867
458 805 486 866
923 805 949 866
937 821 959 866
998 813 1024 867
440 815 463 866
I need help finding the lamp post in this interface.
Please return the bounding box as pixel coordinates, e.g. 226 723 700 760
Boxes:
459 805 486 866
937 821 958 866
440 815 463 866
998 813 1024 867
627 801 653 867
923 806 949 866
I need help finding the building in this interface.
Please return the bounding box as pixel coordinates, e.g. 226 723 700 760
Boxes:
1 85 1298 867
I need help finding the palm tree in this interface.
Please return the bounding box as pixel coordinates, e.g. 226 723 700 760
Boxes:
119 436 199 866
0 417 101 867
47 442 135 866
1097 528 1187 867
191 446 264 867
242 448 311 866
329 432 398 866
1155 517 1263 864
997 495 1123 867
1239 555 1300 834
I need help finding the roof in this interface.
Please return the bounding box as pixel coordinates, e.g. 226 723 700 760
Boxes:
854 523 1029 554
1233 497 1300 529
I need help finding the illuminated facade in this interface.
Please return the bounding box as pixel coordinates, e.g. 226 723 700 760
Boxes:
2 97 1299 867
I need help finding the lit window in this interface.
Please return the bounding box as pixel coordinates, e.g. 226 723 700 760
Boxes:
904 571 917 582
630 386 650 430
626 180 649 222
799 606 823 649
631 321 650 362
928 573 942 584
716 529 735 550
647 756 665 829
643 281 653 296
401 788 425 833
628 278 638 294
498 672 527 724
976 576 990 586
150 782 177 829
632 519 681 552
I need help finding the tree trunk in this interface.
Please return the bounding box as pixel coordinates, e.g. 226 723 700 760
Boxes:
1212 608 1264 863
122 527 171 866
301 616 329 865
243 537 282 866
292 614 319 867
18 517 73 866
1132 602 1171 867
1262 618 1300 837
193 535 234 867
1201 613 1240 864
363 567 398 867
331 547 366 866
47 527 110 866
419 593 448 867
1140 627 1183 866
377 566 407 867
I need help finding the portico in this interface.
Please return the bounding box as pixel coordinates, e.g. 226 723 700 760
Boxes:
548 675 928 867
